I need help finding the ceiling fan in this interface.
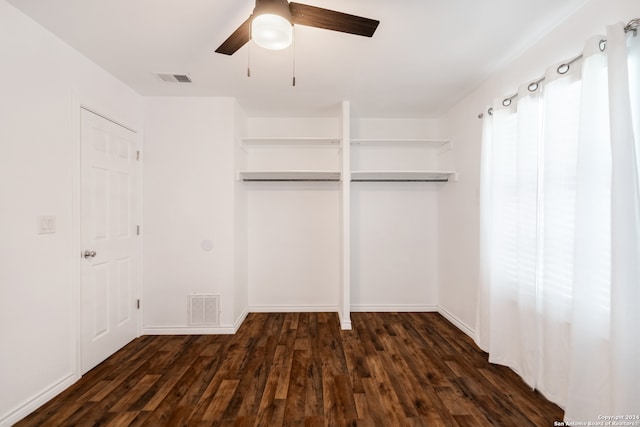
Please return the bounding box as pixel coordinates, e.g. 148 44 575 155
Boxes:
215 0 380 55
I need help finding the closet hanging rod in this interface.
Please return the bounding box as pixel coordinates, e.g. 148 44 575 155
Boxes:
477 17 639 119
242 179 340 182
351 179 449 183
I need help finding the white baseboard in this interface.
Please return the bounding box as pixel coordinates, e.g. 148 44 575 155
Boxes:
338 310 352 330
0 372 78 427
340 320 352 330
142 325 237 335
143 306 340 335
137 307 475 340
349 304 476 341
234 308 249 331
350 304 438 312
248 305 338 313
437 305 476 340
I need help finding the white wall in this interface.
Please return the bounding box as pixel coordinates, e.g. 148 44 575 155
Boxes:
349 118 443 310
143 97 245 333
0 1 143 425
439 0 640 336
247 184 341 310
350 183 440 310
233 102 249 327
245 117 342 311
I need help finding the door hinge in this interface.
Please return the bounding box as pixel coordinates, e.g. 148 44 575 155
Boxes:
136 225 140 235
137 299 140 309
136 150 140 161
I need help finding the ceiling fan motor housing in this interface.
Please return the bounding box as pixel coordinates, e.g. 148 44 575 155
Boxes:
253 0 293 22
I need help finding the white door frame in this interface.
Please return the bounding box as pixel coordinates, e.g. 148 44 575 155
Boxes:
72 94 143 379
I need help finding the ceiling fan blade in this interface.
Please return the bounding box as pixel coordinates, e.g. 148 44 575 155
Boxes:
289 2 379 37
215 17 252 55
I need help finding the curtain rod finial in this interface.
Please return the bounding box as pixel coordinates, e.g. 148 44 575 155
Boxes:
625 18 639 36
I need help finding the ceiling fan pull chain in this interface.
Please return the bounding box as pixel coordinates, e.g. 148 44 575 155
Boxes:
292 25 296 87
247 24 252 77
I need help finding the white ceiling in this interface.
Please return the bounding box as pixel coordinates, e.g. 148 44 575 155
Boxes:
8 0 589 117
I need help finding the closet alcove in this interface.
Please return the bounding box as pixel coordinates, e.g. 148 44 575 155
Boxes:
235 101 457 328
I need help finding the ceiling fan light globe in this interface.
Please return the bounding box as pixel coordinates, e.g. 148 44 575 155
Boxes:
252 13 293 50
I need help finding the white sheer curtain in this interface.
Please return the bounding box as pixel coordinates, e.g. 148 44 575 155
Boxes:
477 22 640 421
606 23 640 415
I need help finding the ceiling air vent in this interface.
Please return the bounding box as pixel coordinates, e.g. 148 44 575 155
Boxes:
153 72 192 83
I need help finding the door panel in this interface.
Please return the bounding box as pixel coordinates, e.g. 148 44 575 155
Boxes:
116 257 131 325
81 109 140 374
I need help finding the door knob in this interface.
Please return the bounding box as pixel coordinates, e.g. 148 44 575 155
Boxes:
83 250 97 259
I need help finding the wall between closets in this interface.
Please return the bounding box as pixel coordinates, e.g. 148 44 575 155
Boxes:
438 0 640 337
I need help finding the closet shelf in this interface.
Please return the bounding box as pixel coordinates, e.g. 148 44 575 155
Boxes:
239 170 341 182
241 137 341 147
350 170 457 182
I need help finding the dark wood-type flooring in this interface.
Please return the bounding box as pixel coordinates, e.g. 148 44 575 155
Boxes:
17 312 563 426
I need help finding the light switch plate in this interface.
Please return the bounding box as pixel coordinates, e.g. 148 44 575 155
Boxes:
37 216 56 234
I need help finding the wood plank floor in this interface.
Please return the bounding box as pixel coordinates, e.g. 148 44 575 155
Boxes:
16 312 563 426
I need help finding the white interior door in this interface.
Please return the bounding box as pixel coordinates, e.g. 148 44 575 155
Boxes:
81 108 141 374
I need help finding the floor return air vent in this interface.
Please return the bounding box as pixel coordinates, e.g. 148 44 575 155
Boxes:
189 294 219 326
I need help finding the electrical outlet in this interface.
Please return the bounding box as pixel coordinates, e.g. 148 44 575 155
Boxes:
37 216 56 234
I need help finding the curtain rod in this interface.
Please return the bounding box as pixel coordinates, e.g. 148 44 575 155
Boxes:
477 18 639 119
